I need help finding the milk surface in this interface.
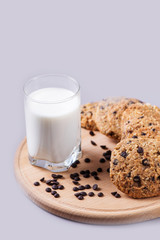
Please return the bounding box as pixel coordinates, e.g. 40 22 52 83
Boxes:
25 88 80 163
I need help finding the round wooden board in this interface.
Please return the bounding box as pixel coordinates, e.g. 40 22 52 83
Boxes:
14 128 160 224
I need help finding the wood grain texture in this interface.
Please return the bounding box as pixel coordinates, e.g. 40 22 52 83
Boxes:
14 128 160 224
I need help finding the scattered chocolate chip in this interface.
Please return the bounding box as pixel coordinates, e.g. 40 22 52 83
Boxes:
46 180 54 185
120 151 128 158
85 170 90 174
93 184 98 190
40 177 45 182
100 145 108 150
142 159 150 166
84 184 91 189
58 185 64 190
51 190 57 195
111 191 117 196
115 193 121 198
79 185 85 190
52 185 58 190
89 130 95 136
83 173 90 178
51 174 57 178
113 159 118 165
98 192 104 197
132 135 138 138
74 192 81 197
70 174 75 179
78 195 84 200
97 167 102 172
45 187 51 192
137 147 144 154
80 191 87 196
84 158 91 163
73 181 79 185
34 181 40 186
71 162 77 168
91 171 97 176
74 176 80 181
88 192 95 197
73 187 79 191
99 158 106 163
94 176 100 180
141 132 146 136
107 168 110 173
56 174 63 179
91 140 97 146
75 160 80 165
54 193 60 198
133 176 141 183
80 170 85 175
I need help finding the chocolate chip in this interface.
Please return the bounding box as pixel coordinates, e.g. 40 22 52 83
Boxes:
93 184 98 190
78 195 84 200
73 187 79 191
133 176 141 183
80 191 87 196
80 170 85 175
127 172 131 177
132 135 138 138
151 176 155 182
142 159 150 166
127 140 132 144
111 192 117 196
107 168 110 173
85 170 90 174
89 130 95 136
109 131 115 136
74 192 81 197
45 187 51 192
91 171 97 176
141 132 146 136
54 193 60 198
81 111 84 114
71 162 77 168
91 140 97 146
137 147 144 154
51 190 57 195
148 123 152 126
115 193 121 198
113 159 118 165
56 174 63 179
94 176 100 180
99 158 106 163
58 185 64 190
120 151 128 158
84 184 91 189
83 173 90 178
51 174 57 178
79 185 85 190
100 145 108 150
34 182 40 186
40 177 45 182
157 151 160 155
152 128 156 132
84 158 91 163
46 180 55 185
88 192 94 197
97 167 102 172
52 185 58 190
74 176 80 181
113 111 117 115
75 160 80 165
157 176 160 180
138 116 144 119
73 181 79 185
98 192 104 197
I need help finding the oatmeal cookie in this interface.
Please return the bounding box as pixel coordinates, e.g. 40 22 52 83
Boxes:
81 102 98 130
110 138 160 198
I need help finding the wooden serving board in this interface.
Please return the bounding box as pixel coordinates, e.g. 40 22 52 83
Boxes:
14 128 160 224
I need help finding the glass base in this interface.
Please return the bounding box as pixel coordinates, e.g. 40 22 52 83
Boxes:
29 144 82 172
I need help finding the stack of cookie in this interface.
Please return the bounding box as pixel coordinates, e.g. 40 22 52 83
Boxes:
81 98 160 198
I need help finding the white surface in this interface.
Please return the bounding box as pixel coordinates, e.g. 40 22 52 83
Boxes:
1 0 160 239
25 88 80 162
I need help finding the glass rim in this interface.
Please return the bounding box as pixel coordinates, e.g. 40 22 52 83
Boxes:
23 74 80 104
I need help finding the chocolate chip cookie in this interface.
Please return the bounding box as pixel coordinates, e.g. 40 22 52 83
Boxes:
81 102 98 130
110 138 160 198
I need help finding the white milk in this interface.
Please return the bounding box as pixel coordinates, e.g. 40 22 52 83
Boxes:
24 88 80 163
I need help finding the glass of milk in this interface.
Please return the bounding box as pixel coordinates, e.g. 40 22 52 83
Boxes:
23 74 81 172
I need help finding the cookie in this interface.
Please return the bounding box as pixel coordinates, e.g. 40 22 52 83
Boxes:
81 102 98 130
110 138 160 198
121 103 160 139
95 97 143 140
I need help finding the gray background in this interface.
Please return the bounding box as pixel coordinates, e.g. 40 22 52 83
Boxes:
1 0 160 239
